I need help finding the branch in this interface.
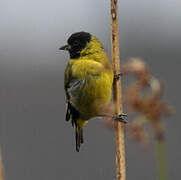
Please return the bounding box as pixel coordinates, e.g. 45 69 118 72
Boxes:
0 149 4 180
110 0 126 180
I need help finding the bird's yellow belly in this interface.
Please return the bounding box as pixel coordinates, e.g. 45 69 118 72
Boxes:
73 73 112 119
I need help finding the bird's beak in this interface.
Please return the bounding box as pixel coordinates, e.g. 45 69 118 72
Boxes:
59 45 71 51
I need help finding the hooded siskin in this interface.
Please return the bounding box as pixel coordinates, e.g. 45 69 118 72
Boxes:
60 32 113 152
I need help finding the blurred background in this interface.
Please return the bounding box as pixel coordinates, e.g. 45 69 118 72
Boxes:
0 0 180 179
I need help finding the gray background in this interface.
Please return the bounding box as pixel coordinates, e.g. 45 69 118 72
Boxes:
0 0 180 179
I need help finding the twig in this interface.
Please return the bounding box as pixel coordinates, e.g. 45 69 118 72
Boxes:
0 149 4 180
155 138 168 180
110 0 126 180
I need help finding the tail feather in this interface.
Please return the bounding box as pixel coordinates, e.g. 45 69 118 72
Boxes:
65 103 85 152
80 128 84 144
75 129 80 152
65 103 71 122
75 127 84 152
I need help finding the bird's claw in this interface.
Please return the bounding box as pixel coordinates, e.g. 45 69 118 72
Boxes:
114 113 128 124
114 73 122 80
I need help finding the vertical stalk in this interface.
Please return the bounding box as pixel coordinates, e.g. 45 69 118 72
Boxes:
0 149 4 180
110 0 126 180
155 139 168 180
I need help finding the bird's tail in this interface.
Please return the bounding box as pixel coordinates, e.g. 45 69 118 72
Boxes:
75 119 87 152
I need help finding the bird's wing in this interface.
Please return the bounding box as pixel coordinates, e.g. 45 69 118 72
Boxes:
64 59 104 119
65 59 105 97
64 62 86 103
64 62 80 125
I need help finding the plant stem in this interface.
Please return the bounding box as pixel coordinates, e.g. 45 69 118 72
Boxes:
110 0 126 180
155 139 168 180
0 149 4 180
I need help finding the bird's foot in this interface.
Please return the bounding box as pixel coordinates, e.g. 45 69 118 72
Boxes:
113 113 128 124
114 73 122 80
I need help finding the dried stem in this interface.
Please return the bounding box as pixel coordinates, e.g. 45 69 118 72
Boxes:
155 139 168 180
0 149 4 180
110 0 126 180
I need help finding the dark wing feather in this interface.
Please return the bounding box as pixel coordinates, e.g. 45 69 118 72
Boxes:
65 102 79 126
64 62 84 152
64 62 80 125
66 102 83 152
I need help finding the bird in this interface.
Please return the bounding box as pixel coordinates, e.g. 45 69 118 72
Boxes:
60 31 114 152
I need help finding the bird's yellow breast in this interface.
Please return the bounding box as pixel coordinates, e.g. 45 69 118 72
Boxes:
68 58 113 119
